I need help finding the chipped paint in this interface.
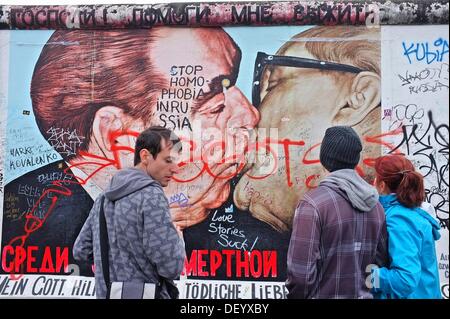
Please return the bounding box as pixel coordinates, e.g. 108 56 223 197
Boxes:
0 1 448 29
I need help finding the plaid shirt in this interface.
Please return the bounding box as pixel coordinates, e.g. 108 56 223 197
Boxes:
286 184 388 299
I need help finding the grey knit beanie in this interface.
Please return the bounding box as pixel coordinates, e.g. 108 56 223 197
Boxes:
319 126 362 172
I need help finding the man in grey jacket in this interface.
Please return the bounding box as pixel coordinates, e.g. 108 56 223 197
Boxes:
73 126 185 299
286 126 388 299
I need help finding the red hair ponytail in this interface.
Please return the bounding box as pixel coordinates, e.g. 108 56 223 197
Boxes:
375 155 425 208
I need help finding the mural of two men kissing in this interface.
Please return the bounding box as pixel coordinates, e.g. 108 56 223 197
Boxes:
2 25 446 298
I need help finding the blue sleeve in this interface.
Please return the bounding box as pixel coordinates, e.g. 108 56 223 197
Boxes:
372 212 422 298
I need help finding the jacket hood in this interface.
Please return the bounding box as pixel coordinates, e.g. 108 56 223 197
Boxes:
379 194 441 241
416 207 441 240
320 169 379 212
104 167 159 201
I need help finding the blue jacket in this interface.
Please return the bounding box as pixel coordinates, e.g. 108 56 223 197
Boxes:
372 194 442 299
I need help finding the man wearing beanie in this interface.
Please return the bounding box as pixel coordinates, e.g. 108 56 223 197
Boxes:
286 126 388 299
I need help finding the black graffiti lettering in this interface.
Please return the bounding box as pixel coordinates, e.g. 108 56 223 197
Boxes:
426 189 449 230
10 9 19 28
157 100 189 114
305 5 318 24
22 10 34 27
420 68 433 80
71 279 95 297
409 81 449 94
9 153 58 170
441 284 449 299
170 65 202 76
392 104 425 127
160 88 201 100
252 283 288 299
10 147 33 157
391 122 420 155
170 76 205 87
391 112 449 199
355 4 364 24
231 6 247 23
184 6 196 24
48 10 60 28
231 5 272 24
246 6 260 23
338 4 352 22
102 8 107 25
81 9 95 27
398 69 432 86
293 3 366 25
155 7 172 24
159 113 192 131
132 8 143 26
292 5 305 23
35 10 47 27
0 277 29 296
170 6 187 24
46 153 56 162
321 4 337 23
434 121 449 152
32 277 67 296
57 10 66 25
261 5 272 23
21 8 62 29
143 8 157 25
171 7 188 24
196 6 210 23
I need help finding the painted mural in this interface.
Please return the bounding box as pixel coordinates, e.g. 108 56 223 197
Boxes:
0 23 448 298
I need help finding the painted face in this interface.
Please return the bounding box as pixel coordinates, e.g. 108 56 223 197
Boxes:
234 42 380 232
151 28 260 228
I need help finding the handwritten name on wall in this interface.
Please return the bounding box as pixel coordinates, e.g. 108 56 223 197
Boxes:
382 25 449 297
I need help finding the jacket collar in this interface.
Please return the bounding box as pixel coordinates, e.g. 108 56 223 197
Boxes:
379 193 398 210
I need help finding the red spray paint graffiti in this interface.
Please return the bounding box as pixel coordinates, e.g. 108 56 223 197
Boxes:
4 127 403 279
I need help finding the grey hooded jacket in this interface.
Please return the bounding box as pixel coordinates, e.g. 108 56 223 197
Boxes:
321 169 380 212
73 168 186 298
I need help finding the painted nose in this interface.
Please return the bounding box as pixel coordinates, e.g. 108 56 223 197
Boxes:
224 86 260 129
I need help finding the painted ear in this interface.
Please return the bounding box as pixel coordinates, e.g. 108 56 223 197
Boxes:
333 71 381 126
92 106 125 153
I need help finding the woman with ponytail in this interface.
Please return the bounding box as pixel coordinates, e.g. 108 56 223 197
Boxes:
371 155 441 298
